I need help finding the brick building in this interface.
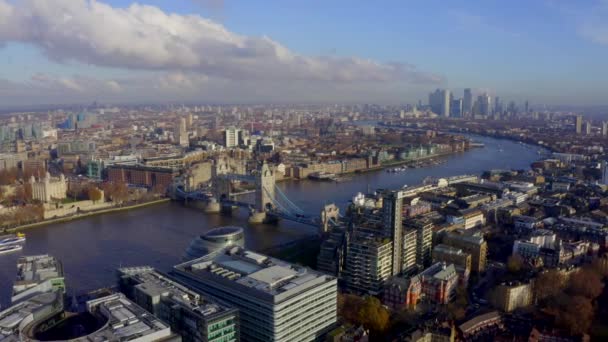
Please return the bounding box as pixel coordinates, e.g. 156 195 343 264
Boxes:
107 165 177 189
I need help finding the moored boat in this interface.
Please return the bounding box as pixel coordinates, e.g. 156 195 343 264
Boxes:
0 244 23 255
0 233 26 246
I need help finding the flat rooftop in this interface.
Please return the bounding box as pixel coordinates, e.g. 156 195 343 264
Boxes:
117 267 229 317
13 255 63 293
175 246 334 299
84 293 175 342
0 292 63 341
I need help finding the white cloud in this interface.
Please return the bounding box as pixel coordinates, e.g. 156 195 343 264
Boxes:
0 0 441 85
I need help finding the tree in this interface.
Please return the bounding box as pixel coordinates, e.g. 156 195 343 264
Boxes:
104 181 129 204
0 168 18 185
87 186 103 203
534 270 566 302
507 254 525 274
567 268 604 300
550 295 595 336
357 296 390 333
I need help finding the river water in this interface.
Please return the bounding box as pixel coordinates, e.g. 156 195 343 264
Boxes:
0 135 543 306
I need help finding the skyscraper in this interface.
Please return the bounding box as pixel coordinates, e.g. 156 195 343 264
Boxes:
585 121 592 135
575 115 583 134
450 98 463 118
441 89 451 117
175 117 188 147
602 122 608 136
463 88 473 117
382 190 404 276
478 94 492 117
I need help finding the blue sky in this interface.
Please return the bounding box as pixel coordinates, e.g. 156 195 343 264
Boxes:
0 0 607 106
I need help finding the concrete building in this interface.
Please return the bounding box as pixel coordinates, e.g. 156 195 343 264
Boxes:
442 233 487 273
343 231 393 295
575 114 583 134
117 266 239 342
463 88 473 117
0 292 64 341
30 172 67 203
492 282 532 312
176 117 189 147
172 246 337 342
12 254 65 304
224 127 240 148
382 190 404 275
82 293 181 341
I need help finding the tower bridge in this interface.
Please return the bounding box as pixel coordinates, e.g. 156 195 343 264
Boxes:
175 162 340 231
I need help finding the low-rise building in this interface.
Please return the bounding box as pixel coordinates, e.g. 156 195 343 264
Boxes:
12 254 65 304
492 282 533 312
442 232 487 273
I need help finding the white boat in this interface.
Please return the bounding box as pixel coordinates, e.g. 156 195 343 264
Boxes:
0 244 23 255
0 233 26 246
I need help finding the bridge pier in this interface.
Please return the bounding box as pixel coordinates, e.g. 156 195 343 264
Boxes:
248 211 267 223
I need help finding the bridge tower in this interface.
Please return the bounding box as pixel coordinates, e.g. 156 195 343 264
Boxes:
249 162 275 223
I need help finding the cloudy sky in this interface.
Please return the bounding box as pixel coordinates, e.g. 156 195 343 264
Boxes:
0 0 607 107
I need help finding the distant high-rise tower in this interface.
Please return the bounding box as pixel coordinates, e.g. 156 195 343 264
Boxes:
478 94 492 117
463 88 473 117
602 122 608 136
175 117 188 147
450 98 463 118
585 121 592 135
524 100 529 113
575 115 583 134
441 90 451 117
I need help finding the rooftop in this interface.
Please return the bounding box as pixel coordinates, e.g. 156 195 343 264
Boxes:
13 255 63 295
83 293 176 342
117 266 229 317
0 292 63 341
175 246 334 300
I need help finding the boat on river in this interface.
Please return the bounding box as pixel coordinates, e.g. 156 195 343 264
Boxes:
0 244 23 255
0 232 26 246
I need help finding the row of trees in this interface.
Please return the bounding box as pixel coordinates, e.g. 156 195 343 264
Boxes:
535 262 607 335
0 166 47 186
0 204 44 229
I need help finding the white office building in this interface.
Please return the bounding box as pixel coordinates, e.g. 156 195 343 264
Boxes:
172 246 337 342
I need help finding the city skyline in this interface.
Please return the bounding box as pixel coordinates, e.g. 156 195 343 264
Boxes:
0 0 607 107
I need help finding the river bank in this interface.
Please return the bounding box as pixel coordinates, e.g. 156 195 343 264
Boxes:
4 198 170 233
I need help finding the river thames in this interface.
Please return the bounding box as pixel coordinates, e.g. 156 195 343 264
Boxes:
0 135 543 306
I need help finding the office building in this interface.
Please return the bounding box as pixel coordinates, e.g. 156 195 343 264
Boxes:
442 232 487 273
450 98 463 118
12 255 65 304
575 115 583 134
343 231 393 295
584 121 592 135
463 88 473 117
428 89 450 117
0 292 64 341
224 127 240 148
183 226 245 261
477 94 492 117
118 266 239 342
172 246 337 342
83 293 181 341
29 172 67 203
175 117 189 147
